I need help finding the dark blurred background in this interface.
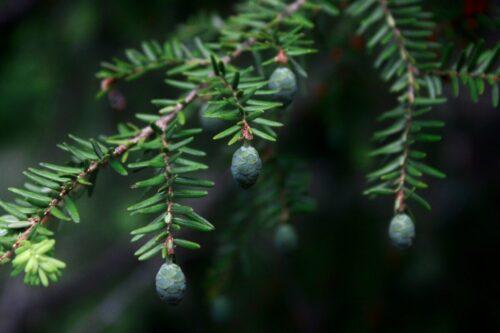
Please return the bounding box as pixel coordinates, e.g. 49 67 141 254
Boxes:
0 0 499 332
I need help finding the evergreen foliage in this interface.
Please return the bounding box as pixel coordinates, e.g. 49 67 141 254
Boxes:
0 0 498 307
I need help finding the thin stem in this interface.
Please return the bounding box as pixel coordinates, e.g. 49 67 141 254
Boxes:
276 0 307 22
216 74 253 141
379 0 419 213
116 58 207 81
0 101 187 263
425 68 499 82
160 131 175 258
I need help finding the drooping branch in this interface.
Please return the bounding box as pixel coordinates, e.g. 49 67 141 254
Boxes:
348 0 447 214
429 69 499 82
1 0 312 266
0 94 191 264
378 0 418 213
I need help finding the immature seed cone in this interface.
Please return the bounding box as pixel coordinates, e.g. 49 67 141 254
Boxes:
210 295 232 323
230 145 262 189
274 224 298 252
155 263 186 305
388 214 415 249
268 67 298 106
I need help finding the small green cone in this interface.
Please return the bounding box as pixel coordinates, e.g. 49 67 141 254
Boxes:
230 145 262 189
388 214 415 249
274 224 298 252
210 295 232 323
155 263 186 305
268 67 298 106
